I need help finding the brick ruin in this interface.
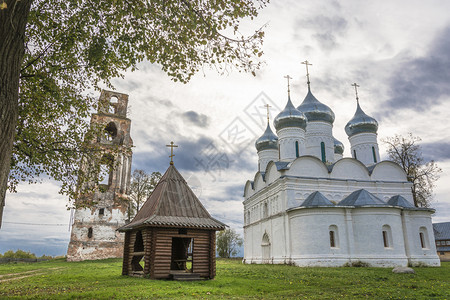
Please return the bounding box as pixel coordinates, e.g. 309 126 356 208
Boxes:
67 90 133 261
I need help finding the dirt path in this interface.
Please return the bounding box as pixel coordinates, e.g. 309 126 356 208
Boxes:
0 267 63 283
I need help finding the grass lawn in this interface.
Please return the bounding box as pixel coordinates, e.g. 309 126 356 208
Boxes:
0 258 449 299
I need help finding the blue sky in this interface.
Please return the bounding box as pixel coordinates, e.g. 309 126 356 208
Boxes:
2 0 450 257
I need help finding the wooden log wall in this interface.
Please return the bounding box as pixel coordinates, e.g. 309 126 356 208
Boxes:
122 231 131 275
191 229 213 278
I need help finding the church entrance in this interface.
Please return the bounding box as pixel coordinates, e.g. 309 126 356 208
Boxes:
171 237 193 272
261 233 271 263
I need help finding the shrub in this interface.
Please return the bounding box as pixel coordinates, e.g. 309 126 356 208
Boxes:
2 250 37 259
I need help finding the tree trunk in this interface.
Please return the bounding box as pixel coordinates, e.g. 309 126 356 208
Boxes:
0 0 33 228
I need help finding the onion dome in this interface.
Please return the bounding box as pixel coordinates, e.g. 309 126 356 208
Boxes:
273 96 307 131
297 89 335 124
345 102 378 137
334 137 344 155
255 123 278 152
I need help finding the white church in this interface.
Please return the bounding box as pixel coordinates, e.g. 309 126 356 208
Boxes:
243 67 440 267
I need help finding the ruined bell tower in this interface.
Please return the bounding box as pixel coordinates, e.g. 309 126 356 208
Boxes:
67 90 133 261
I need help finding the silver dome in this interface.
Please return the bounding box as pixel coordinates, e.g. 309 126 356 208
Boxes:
345 102 378 137
333 137 344 155
297 89 335 124
273 96 307 131
255 123 278 152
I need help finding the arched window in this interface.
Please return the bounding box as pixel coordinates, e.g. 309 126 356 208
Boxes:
382 225 393 248
295 141 299 158
99 154 114 187
419 227 429 249
278 144 281 160
263 202 268 218
104 122 118 141
109 96 118 114
372 146 377 163
88 227 93 238
321 142 326 162
353 149 357 159
329 225 339 248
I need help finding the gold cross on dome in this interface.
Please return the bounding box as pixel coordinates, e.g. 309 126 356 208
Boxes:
301 60 313 88
166 141 178 165
351 82 360 104
284 75 292 96
262 103 272 123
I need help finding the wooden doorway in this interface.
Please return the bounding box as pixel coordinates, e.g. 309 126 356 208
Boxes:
171 238 193 272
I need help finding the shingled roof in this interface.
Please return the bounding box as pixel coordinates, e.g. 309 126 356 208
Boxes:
119 165 226 231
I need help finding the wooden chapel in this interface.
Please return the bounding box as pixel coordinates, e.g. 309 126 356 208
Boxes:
118 144 226 280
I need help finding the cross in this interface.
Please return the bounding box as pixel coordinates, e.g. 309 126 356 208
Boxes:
301 60 313 89
351 83 360 104
284 75 292 96
261 104 271 124
166 141 178 165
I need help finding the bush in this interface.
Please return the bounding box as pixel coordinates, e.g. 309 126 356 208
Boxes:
2 250 37 259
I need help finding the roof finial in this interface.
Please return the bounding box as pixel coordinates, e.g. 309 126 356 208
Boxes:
301 60 313 91
351 83 360 105
262 103 271 124
284 75 292 97
166 141 178 165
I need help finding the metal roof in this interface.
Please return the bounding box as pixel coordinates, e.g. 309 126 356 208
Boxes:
387 195 415 208
297 89 335 124
337 189 387 206
433 222 450 240
273 96 307 131
301 191 335 207
436 246 450 252
118 165 226 231
255 123 278 152
345 102 378 137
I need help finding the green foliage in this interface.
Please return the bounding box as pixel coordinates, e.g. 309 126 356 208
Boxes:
1 250 37 259
128 169 162 218
383 133 442 207
8 0 268 204
216 228 243 258
0 259 449 299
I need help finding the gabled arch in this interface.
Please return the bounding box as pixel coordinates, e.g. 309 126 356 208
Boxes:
370 161 408 182
253 172 266 192
244 180 254 198
264 161 280 185
285 156 329 178
329 157 370 180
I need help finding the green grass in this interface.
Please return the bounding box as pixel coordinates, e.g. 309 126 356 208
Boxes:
0 258 449 299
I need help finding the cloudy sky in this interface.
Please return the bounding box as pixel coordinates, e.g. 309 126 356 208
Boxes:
2 0 450 256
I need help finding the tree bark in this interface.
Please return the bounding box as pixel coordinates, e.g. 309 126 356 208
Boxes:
0 0 33 228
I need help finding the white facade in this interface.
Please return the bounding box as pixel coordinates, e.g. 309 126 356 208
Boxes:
244 89 440 268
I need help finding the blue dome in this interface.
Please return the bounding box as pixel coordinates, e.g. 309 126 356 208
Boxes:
334 137 344 155
297 90 335 124
273 96 307 131
345 102 378 137
255 123 278 152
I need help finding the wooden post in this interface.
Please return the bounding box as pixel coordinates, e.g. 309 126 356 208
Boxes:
122 231 130 275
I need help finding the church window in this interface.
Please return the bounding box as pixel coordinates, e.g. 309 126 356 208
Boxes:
419 227 429 249
104 122 118 141
98 154 114 187
353 150 357 159
278 145 280 160
99 208 104 216
109 96 118 114
329 231 335 247
329 225 339 248
321 142 326 162
88 227 93 238
295 141 299 158
372 147 377 163
382 231 389 247
382 225 392 248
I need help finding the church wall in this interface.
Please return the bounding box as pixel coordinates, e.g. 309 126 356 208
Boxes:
349 133 380 166
350 208 408 266
277 127 306 161
288 208 349 266
402 210 440 266
258 150 278 173
304 121 335 163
